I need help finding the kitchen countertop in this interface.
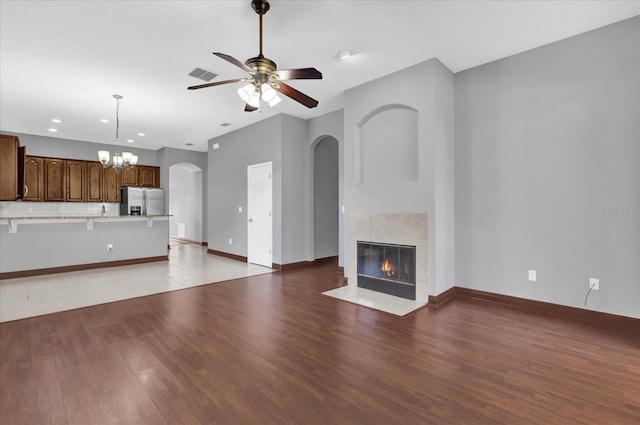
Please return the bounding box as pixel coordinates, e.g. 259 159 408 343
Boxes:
0 215 171 220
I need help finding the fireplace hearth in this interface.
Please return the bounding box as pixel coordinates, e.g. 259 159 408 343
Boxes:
357 241 416 300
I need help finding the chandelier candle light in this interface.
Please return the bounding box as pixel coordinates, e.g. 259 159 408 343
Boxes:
98 94 138 173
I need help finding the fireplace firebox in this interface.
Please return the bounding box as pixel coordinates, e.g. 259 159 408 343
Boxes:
357 241 416 300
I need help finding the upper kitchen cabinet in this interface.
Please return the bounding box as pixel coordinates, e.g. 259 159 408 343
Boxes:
86 161 104 202
66 160 86 202
121 167 138 186
23 156 44 201
0 134 25 200
121 165 160 188
44 158 66 201
103 166 121 203
139 166 160 187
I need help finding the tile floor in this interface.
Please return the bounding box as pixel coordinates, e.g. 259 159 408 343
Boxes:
322 285 428 316
0 243 273 322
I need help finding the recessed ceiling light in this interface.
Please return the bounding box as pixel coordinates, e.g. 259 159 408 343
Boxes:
220 123 231 127
185 143 194 146
100 119 109 123
137 133 145 137
127 139 135 143
48 128 58 132
338 50 351 60
51 118 61 123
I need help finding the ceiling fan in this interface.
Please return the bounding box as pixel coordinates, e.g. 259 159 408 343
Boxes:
188 0 322 112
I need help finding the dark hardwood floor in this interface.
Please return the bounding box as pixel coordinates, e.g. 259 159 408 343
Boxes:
1 259 639 424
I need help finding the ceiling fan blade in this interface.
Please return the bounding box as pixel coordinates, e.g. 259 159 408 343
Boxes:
188 78 247 90
213 52 254 74
273 82 319 108
244 104 258 112
273 68 322 80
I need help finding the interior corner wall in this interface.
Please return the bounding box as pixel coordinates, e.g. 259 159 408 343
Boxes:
308 109 344 266
433 60 456 295
207 115 283 263
455 17 640 318
280 114 309 264
343 58 455 295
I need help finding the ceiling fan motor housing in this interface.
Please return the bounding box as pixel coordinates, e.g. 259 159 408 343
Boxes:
245 55 277 81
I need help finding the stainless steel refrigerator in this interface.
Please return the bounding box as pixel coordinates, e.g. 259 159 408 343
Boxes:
120 187 165 215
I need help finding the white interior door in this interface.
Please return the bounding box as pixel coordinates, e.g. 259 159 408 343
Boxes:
247 162 272 267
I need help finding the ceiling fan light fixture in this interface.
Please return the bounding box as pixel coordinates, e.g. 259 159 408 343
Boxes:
261 83 277 102
268 95 282 107
248 89 261 108
237 83 256 103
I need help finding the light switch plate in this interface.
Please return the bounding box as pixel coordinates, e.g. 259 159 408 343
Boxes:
528 270 536 281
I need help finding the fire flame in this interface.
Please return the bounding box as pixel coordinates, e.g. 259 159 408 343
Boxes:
380 258 395 277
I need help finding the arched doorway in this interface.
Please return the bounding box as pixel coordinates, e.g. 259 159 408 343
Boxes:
313 136 339 259
169 162 203 243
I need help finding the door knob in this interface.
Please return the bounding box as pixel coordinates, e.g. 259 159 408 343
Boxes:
248 218 253 222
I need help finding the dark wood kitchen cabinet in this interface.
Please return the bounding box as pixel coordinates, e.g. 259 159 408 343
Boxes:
23 156 44 201
66 160 86 202
0 134 24 200
121 167 138 186
103 166 121 202
138 165 160 187
86 161 104 202
43 158 66 201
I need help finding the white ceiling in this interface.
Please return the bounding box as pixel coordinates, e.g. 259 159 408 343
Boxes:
1 1 638 153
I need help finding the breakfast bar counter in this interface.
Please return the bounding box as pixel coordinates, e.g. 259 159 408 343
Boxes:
0 215 170 279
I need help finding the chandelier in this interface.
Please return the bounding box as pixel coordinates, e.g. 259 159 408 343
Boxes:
97 94 137 173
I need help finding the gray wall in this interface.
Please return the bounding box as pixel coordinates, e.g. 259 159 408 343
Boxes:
280 115 310 264
314 137 339 259
2 132 159 165
343 58 456 295
455 17 640 318
207 112 343 266
207 115 283 262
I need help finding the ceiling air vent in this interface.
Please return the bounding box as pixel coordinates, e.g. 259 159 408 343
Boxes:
185 143 194 146
220 123 231 127
188 68 217 82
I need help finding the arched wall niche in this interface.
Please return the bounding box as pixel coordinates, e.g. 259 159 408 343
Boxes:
355 104 419 185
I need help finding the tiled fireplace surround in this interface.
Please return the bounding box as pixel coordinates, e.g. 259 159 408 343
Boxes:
347 212 428 304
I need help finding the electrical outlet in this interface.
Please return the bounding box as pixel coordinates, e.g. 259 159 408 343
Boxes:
107 243 114 252
589 278 599 290
528 270 536 281
228 238 233 245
